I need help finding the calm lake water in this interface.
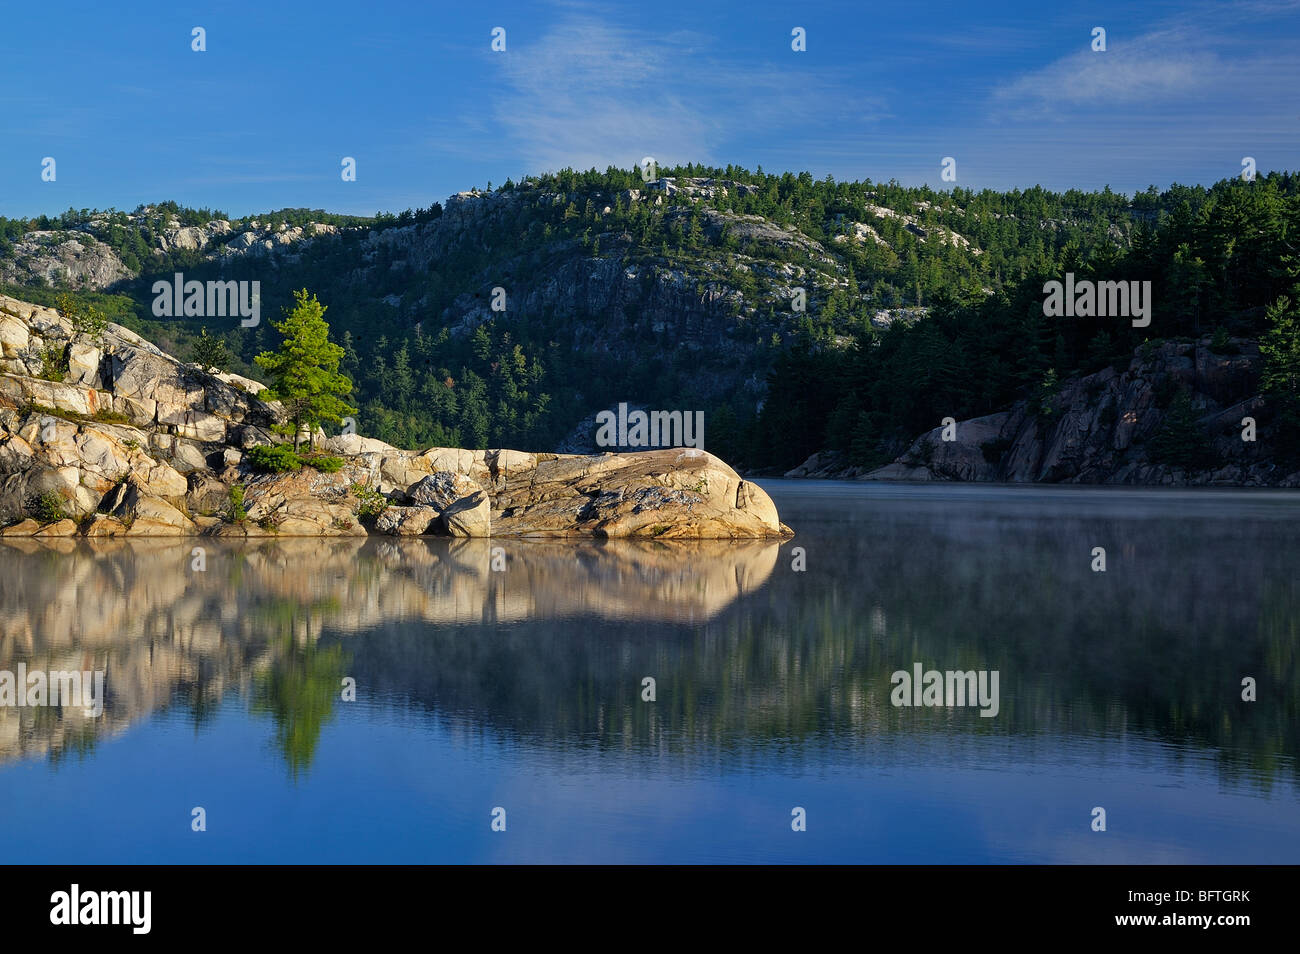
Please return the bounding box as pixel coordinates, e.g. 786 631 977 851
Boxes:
1 480 1297 864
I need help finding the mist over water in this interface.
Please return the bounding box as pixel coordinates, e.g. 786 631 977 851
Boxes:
1 481 1296 863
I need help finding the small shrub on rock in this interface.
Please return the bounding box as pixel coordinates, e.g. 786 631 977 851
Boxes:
350 483 388 520
246 444 303 472
302 453 344 473
228 484 248 523
981 436 1014 464
38 343 69 382
26 491 69 525
1209 326 1240 356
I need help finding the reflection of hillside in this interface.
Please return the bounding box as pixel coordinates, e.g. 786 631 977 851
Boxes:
0 537 779 766
344 503 1300 789
1 501 1296 790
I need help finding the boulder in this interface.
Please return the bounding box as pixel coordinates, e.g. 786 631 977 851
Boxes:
157 403 226 442
107 350 204 407
487 448 788 538
186 473 234 517
115 395 157 427
0 315 30 358
440 490 490 537
214 371 267 395
138 462 188 500
419 447 480 475
0 431 34 470
124 496 196 536
378 453 432 495
67 341 102 386
231 424 279 449
408 471 481 510
324 433 396 455
34 518 78 537
83 515 127 537
0 375 104 417
375 505 440 536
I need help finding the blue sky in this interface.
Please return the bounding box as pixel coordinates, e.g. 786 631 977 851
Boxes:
3 0 1298 219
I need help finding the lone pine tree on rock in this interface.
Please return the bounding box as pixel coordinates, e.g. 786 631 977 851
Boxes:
255 288 357 450
190 327 231 373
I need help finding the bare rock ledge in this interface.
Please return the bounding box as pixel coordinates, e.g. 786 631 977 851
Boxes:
0 293 791 539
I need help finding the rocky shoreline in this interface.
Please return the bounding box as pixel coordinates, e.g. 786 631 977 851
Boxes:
784 337 1300 488
0 294 790 539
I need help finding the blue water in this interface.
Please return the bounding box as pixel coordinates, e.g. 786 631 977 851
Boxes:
1 481 1297 863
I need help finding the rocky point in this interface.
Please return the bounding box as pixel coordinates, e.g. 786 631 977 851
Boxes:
0 293 790 539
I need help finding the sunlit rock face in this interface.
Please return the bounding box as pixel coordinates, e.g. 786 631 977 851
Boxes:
0 293 791 538
0 535 781 765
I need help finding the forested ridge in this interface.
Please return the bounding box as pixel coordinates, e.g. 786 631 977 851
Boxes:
3 163 1298 470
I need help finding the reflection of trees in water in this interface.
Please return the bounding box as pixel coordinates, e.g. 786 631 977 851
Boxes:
248 598 349 779
0 536 773 770
251 639 347 780
1 511 1296 790
33 706 100 766
337 510 1300 789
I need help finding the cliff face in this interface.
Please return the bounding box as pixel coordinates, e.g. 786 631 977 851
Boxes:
0 293 789 538
809 337 1298 486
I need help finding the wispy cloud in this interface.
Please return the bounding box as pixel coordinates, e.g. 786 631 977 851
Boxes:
489 14 887 173
992 28 1219 116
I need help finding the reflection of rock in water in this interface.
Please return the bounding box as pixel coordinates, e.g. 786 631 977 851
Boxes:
7 500 1293 788
0 537 779 765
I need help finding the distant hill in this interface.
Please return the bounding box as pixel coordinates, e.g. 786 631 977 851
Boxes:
3 164 1298 478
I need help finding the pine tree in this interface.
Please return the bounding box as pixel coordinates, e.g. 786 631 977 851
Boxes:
1261 294 1300 409
1261 293 1300 464
254 289 356 449
1149 386 1216 470
388 344 414 411
191 327 231 372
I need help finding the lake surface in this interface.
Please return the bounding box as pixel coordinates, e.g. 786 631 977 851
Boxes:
1 480 1297 864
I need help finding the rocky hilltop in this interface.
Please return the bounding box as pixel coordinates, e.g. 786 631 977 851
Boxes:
787 337 1300 487
0 176 990 437
0 208 340 289
0 293 789 538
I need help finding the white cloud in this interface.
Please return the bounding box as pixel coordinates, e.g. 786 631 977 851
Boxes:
490 15 886 174
992 28 1219 115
